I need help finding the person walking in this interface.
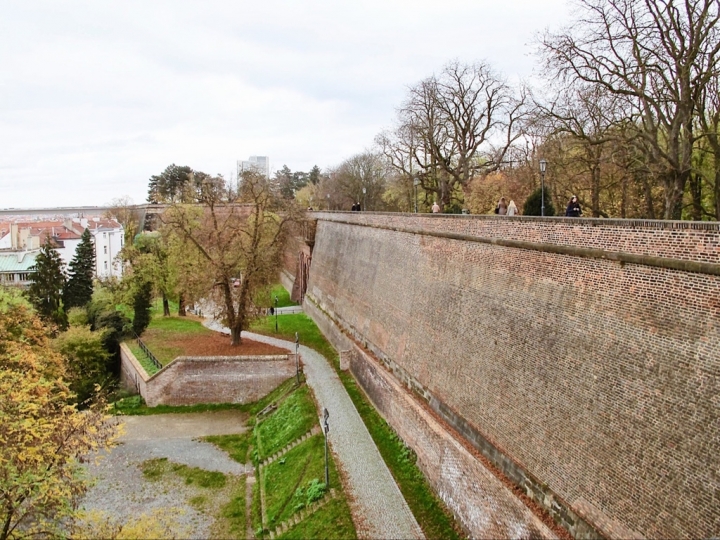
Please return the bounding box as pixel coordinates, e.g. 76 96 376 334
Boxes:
352 202 361 211
507 200 518 216
495 197 508 215
565 196 582 217
432 201 441 213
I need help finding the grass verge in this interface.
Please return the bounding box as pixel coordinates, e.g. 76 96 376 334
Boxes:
262 435 334 527
340 371 464 539
251 297 465 540
251 313 339 368
278 497 356 540
141 458 227 488
255 385 318 461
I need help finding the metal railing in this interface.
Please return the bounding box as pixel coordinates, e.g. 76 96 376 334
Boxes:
134 333 162 371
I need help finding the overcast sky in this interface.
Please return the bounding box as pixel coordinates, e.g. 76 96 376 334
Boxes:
0 0 570 208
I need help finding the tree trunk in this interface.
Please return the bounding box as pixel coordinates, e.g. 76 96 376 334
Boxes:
663 171 688 220
714 160 720 220
162 293 170 317
178 293 186 316
591 165 601 217
230 323 242 346
689 173 703 221
642 173 656 219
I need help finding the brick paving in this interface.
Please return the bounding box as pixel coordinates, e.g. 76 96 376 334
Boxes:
206 320 424 540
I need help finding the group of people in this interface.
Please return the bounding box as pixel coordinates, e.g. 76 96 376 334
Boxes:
493 195 583 217
351 202 362 211
494 198 519 216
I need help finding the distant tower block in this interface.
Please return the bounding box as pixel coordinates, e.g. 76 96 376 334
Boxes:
237 156 270 179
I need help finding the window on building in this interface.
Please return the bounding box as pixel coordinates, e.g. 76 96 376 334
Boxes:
103 232 107 238
104 246 107 254
104 261 108 270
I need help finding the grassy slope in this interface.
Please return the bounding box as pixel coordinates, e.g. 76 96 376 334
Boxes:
255 385 318 461
251 311 465 540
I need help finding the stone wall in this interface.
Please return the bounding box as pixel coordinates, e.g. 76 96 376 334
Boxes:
120 343 296 406
300 212 720 539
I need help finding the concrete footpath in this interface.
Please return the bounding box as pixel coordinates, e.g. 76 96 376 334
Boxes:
206 320 424 540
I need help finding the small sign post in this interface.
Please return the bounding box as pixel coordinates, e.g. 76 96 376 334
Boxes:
323 408 330 486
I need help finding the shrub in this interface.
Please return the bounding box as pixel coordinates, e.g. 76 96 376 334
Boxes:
523 187 555 216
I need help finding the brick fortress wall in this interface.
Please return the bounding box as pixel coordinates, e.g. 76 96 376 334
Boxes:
120 343 296 406
297 212 720 539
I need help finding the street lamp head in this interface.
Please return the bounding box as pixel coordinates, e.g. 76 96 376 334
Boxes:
362 187 366 194
274 296 278 305
539 159 547 174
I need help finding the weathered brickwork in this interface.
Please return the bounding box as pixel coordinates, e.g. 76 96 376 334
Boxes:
120 343 295 406
301 213 720 539
318 211 720 263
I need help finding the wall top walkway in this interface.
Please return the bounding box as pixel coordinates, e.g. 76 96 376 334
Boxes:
310 211 720 266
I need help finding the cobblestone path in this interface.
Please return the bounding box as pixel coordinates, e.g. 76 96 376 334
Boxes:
206 321 424 540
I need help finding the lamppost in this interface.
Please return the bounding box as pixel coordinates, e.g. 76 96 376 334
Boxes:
295 332 300 385
326 193 330 210
539 159 547 217
413 178 420 213
362 187 366 211
274 296 278 332
322 408 330 486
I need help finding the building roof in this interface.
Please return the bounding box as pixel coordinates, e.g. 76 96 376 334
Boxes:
0 251 38 272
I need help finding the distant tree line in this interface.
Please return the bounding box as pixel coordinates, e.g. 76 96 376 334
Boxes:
301 0 720 220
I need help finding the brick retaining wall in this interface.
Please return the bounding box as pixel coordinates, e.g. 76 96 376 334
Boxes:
299 212 720 539
120 343 296 406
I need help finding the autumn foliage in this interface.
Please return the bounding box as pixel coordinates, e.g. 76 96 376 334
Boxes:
0 299 118 540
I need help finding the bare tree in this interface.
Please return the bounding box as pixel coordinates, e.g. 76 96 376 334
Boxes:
104 196 141 243
378 61 527 210
540 0 720 219
335 152 388 211
162 172 300 345
532 84 634 216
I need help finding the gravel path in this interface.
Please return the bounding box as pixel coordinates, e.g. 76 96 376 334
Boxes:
81 411 249 536
206 320 424 540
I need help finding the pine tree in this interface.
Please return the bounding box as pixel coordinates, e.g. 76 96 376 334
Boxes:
64 228 96 309
523 187 556 217
132 281 153 336
27 238 67 328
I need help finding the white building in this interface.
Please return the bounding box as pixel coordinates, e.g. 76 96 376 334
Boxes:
237 156 270 178
0 217 124 281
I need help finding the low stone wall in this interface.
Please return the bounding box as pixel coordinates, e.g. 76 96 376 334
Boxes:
120 343 296 406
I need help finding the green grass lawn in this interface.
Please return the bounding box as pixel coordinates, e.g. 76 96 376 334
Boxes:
255 385 318 461
262 435 335 527
269 284 297 308
251 313 339 368
278 497 356 540
126 340 161 376
123 310 212 367
203 432 253 464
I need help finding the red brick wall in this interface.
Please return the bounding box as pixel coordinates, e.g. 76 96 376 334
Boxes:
302 212 720 539
120 344 296 406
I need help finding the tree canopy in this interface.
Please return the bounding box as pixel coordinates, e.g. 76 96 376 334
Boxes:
64 228 96 310
0 303 117 540
27 239 67 329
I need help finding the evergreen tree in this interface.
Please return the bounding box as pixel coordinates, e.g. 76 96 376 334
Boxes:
132 281 153 336
27 238 67 328
523 187 556 217
64 228 96 309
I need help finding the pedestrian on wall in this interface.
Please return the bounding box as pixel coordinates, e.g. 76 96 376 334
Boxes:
507 200 518 216
352 202 360 211
495 197 508 215
565 196 582 217
432 201 441 213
